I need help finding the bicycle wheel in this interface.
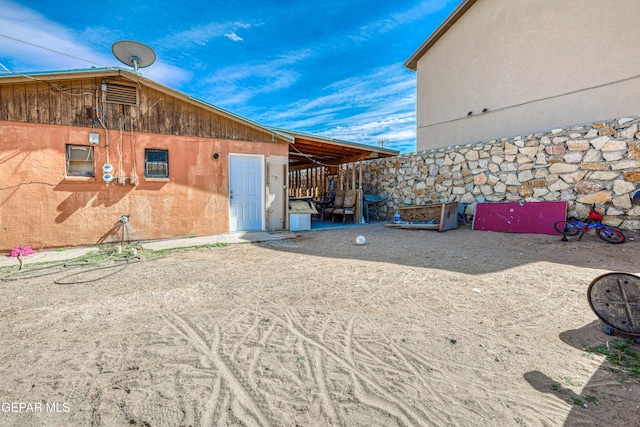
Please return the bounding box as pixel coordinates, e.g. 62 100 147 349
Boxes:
553 220 580 236
596 226 626 244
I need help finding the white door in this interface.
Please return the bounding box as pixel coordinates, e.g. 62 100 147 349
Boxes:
229 155 263 231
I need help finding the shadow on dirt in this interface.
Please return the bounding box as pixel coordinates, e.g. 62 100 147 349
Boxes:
263 222 638 275
524 321 640 426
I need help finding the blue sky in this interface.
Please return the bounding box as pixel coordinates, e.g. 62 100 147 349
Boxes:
0 0 461 153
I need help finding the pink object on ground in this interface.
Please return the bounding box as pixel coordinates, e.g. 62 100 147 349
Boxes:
7 246 36 257
472 201 567 234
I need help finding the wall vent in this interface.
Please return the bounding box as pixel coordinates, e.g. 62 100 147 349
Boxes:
104 82 139 105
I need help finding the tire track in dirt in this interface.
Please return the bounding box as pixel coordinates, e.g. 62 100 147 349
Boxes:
164 313 273 427
272 309 432 427
241 288 458 425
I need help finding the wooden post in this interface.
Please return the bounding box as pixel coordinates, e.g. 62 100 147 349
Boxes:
351 162 356 190
358 158 363 222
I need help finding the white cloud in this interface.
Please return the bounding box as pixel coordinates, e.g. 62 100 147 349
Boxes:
0 1 191 87
224 32 243 42
350 0 453 42
259 65 418 152
0 1 112 70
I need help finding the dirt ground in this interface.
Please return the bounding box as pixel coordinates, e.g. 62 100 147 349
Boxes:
0 223 639 427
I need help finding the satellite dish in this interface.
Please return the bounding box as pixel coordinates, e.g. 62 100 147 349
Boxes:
111 40 156 72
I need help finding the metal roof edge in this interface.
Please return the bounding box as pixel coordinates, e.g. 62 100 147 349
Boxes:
404 0 478 71
271 127 400 156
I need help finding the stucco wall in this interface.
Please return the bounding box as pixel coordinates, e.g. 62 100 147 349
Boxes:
415 0 640 149
0 122 289 250
363 116 640 230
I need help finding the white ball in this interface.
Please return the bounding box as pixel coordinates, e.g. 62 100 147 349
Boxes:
356 235 366 245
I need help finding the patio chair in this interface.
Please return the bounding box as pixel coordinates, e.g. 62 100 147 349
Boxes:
332 189 357 223
323 190 345 221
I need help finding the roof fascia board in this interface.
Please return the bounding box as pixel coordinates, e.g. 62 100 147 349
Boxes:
274 128 399 156
404 0 478 71
0 68 293 144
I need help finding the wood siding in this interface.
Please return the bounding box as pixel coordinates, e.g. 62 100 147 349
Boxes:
0 76 275 143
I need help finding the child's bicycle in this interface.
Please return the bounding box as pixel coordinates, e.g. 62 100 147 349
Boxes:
553 204 626 244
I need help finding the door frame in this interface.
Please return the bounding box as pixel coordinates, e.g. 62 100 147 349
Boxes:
228 153 265 232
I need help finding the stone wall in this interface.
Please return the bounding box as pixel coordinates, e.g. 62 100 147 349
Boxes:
363 116 640 230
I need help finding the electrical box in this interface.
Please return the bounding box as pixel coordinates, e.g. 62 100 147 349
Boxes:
89 132 100 145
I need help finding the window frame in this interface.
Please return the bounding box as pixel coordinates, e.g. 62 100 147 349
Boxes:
144 149 169 178
66 144 95 177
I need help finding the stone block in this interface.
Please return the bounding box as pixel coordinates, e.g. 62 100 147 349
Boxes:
599 127 616 137
590 136 610 150
545 144 566 156
566 140 590 151
548 179 570 191
481 185 494 195
518 170 534 182
559 171 587 184
563 151 583 163
620 124 638 139
620 220 640 230
452 153 465 164
460 193 475 204
613 179 636 195
589 171 619 181
628 141 640 159
504 142 518 155
612 194 632 209
529 179 547 187
532 188 549 198
627 206 640 216
624 170 640 181
464 150 479 161
473 173 487 185
576 191 612 204
601 140 627 152
580 163 608 170
518 185 533 197
602 151 625 162
516 155 533 165
607 206 625 216
488 163 501 173
549 163 579 174
575 181 605 194
505 174 520 185
519 146 538 157
537 170 553 181
611 160 640 170
582 149 601 163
